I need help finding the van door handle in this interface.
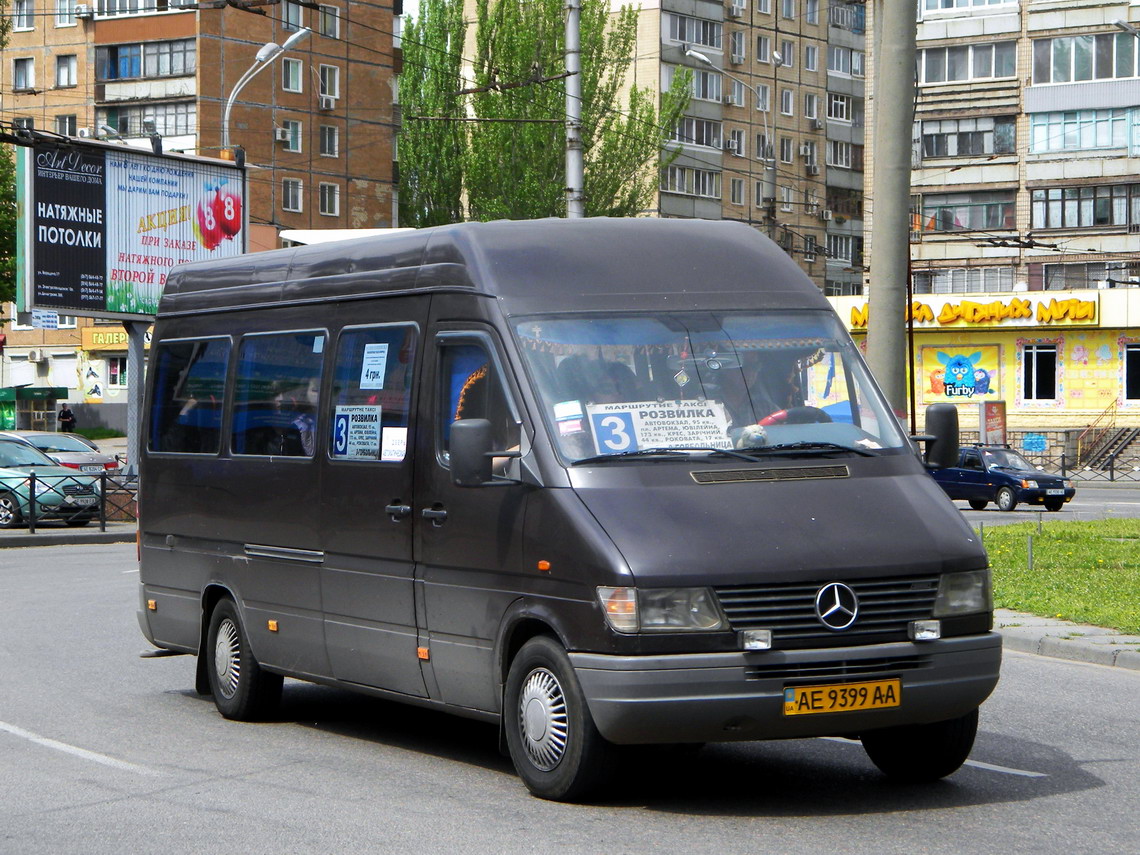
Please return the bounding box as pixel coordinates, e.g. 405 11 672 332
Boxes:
421 507 448 527
385 502 412 521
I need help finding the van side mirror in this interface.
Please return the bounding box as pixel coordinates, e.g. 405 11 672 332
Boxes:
450 419 494 486
922 403 960 469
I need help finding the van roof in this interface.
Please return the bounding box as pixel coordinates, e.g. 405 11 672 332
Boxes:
159 218 830 317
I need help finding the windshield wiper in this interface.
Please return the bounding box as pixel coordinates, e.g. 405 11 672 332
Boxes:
572 446 756 465
736 441 877 458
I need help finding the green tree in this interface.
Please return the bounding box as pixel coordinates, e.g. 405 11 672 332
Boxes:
399 0 688 223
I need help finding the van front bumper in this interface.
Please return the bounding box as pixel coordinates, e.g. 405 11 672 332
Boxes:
570 633 1002 745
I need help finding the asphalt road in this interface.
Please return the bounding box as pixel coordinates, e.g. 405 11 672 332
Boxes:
949 483 1140 527
1 544 1137 854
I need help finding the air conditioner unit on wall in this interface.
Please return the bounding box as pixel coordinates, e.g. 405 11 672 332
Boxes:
275 127 290 142
27 348 45 363
812 118 825 130
77 127 93 138
807 163 821 175
319 95 336 111
820 208 833 221
75 3 93 18
728 6 742 17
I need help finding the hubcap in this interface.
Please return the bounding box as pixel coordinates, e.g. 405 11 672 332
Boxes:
0 499 15 525
518 667 568 771
213 617 241 699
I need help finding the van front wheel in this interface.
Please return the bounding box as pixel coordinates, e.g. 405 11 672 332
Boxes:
504 636 614 801
861 708 979 783
206 599 282 721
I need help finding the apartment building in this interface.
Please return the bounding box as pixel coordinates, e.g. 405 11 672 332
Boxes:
650 0 867 292
853 0 1140 438
1 0 400 428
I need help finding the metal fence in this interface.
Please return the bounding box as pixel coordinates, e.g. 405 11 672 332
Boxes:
1022 450 1140 483
21 471 138 533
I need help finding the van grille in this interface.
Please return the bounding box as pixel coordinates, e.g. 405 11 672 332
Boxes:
691 465 849 484
744 655 933 682
714 575 940 648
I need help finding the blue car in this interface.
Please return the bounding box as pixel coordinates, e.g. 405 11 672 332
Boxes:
931 445 1076 512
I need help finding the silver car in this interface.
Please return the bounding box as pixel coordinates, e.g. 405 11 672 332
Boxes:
0 430 121 472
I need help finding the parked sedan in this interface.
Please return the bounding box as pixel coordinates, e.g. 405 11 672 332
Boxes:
0 437 101 528
0 430 120 472
930 445 1076 512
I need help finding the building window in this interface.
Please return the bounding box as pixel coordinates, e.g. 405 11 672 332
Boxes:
319 64 340 98
805 0 818 24
282 178 303 212
805 44 818 71
729 79 745 107
780 186 794 212
673 117 722 148
730 178 744 205
779 137 793 163
687 69 722 102
14 0 34 29
282 119 302 152
828 45 853 75
95 44 141 80
108 357 128 388
920 42 1016 84
97 102 195 136
1023 344 1057 401
920 191 1015 232
319 124 339 156
1043 261 1139 290
755 132 770 160
728 127 745 156
827 140 852 168
283 0 303 30
913 267 1015 294
668 13 722 49
318 4 340 38
730 31 745 62
780 88 794 116
920 116 1015 159
1031 185 1140 230
827 93 853 122
319 183 340 216
56 0 77 26
804 93 818 119
660 166 721 199
781 0 795 19
282 58 304 92
779 39 795 68
143 40 196 77
55 55 78 87
755 83 770 112
55 114 77 135
827 234 854 262
1030 109 1129 153
1033 33 1138 84
757 35 770 64
1126 344 1140 401
13 58 35 91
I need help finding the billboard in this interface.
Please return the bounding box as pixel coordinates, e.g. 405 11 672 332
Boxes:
920 344 1001 403
17 140 246 320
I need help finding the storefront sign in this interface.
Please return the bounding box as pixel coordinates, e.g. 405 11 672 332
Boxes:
979 401 1006 445
849 295 1097 330
80 327 153 351
920 345 1001 402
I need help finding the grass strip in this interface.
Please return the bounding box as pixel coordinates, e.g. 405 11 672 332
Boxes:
979 518 1140 635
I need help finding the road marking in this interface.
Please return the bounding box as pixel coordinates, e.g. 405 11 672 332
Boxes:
963 759 1048 778
820 736 1048 778
122 568 139 574
0 720 157 776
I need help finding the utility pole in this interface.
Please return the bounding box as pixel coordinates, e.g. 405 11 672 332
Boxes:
565 0 585 217
867 1 916 416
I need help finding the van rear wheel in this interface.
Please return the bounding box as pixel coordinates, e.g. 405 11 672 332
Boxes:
504 636 614 801
861 708 978 783
206 598 282 721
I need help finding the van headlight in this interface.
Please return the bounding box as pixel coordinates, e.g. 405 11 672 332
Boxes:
597 586 726 633
932 569 992 617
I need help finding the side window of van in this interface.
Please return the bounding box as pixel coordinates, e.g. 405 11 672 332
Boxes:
329 325 417 462
232 332 326 457
148 338 231 454
439 341 520 458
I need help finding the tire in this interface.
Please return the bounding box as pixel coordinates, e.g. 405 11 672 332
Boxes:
503 636 615 801
861 708 979 783
996 487 1017 512
967 499 989 511
65 515 93 527
0 493 24 529
1044 499 1064 512
206 598 283 721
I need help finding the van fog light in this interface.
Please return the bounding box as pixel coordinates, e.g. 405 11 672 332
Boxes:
909 620 941 641
741 629 773 650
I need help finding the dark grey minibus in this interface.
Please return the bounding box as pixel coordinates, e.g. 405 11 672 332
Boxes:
138 218 1000 800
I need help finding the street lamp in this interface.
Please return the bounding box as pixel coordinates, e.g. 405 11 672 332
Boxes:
684 47 777 207
1114 19 1140 37
222 27 311 150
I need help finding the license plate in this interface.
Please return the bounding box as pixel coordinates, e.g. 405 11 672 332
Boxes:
783 679 901 716
80 464 103 473
1046 489 1064 496
66 496 99 507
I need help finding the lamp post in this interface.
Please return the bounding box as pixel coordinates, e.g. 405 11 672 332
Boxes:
684 47 777 210
222 28 311 150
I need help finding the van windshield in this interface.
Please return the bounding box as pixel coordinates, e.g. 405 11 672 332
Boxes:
513 311 909 463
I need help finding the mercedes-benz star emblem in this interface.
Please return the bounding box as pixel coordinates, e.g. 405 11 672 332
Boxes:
815 582 858 630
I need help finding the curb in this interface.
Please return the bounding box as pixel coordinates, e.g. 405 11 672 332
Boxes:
0 525 137 548
996 609 1140 671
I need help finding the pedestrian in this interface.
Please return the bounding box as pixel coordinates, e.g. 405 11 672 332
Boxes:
58 404 77 433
